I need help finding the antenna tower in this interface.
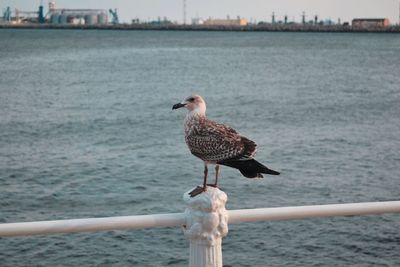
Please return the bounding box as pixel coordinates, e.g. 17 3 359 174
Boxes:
183 0 187 25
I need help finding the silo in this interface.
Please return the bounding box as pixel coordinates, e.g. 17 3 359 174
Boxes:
98 13 108 25
85 14 98 25
59 14 68 24
50 13 60 24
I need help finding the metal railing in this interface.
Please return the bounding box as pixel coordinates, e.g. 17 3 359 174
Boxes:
1 187 399 267
1 201 399 237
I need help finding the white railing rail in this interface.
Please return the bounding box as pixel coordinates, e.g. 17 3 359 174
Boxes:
1 201 400 238
228 201 400 223
1 187 400 267
0 213 186 237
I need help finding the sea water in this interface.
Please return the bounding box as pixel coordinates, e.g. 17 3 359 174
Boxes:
0 29 399 266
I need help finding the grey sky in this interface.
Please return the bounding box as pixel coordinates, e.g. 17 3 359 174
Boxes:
3 0 399 24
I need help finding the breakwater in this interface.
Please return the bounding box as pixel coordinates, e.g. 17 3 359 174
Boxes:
1 23 400 33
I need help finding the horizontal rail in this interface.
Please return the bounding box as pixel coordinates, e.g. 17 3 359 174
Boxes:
228 201 400 224
0 213 186 237
1 201 399 237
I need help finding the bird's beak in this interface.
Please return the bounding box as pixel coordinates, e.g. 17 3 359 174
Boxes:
172 102 186 110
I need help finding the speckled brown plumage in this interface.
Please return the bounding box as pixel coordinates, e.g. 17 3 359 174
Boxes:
184 114 257 163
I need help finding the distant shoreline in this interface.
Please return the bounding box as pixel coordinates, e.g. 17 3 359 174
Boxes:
1 23 400 33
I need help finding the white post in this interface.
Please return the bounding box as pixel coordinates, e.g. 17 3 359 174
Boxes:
183 187 229 267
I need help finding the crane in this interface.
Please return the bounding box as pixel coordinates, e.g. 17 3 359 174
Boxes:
3 6 11 22
109 9 119 24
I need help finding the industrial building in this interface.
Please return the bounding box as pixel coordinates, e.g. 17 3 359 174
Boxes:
1 5 44 24
48 2 108 25
1 1 119 25
203 17 248 26
352 18 390 28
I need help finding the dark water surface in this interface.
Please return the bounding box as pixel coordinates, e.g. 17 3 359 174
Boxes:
0 29 399 266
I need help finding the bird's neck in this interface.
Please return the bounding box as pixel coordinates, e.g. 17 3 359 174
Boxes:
187 105 206 119
185 108 206 126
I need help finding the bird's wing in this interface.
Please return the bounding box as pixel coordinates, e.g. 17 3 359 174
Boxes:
186 119 257 162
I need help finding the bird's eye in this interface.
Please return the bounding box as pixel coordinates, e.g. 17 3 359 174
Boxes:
187 97 195 102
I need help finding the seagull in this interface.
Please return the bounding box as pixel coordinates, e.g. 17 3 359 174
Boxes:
173 95 280 197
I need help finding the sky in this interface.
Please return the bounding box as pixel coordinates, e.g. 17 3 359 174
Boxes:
3 0 399 24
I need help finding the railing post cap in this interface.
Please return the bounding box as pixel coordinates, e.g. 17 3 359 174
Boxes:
182 186 229 246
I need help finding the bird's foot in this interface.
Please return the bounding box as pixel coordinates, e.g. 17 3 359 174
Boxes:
189 186 207 197
207 183 219 188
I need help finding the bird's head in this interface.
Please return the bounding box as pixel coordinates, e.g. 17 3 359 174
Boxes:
172 95 206 115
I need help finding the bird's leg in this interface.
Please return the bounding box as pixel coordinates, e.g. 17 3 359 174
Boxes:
189 163 208 197
203 164 208 189
215 164 219 186
208 164 219 188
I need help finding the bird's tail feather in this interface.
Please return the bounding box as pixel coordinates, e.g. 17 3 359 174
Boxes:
219 159 280 178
